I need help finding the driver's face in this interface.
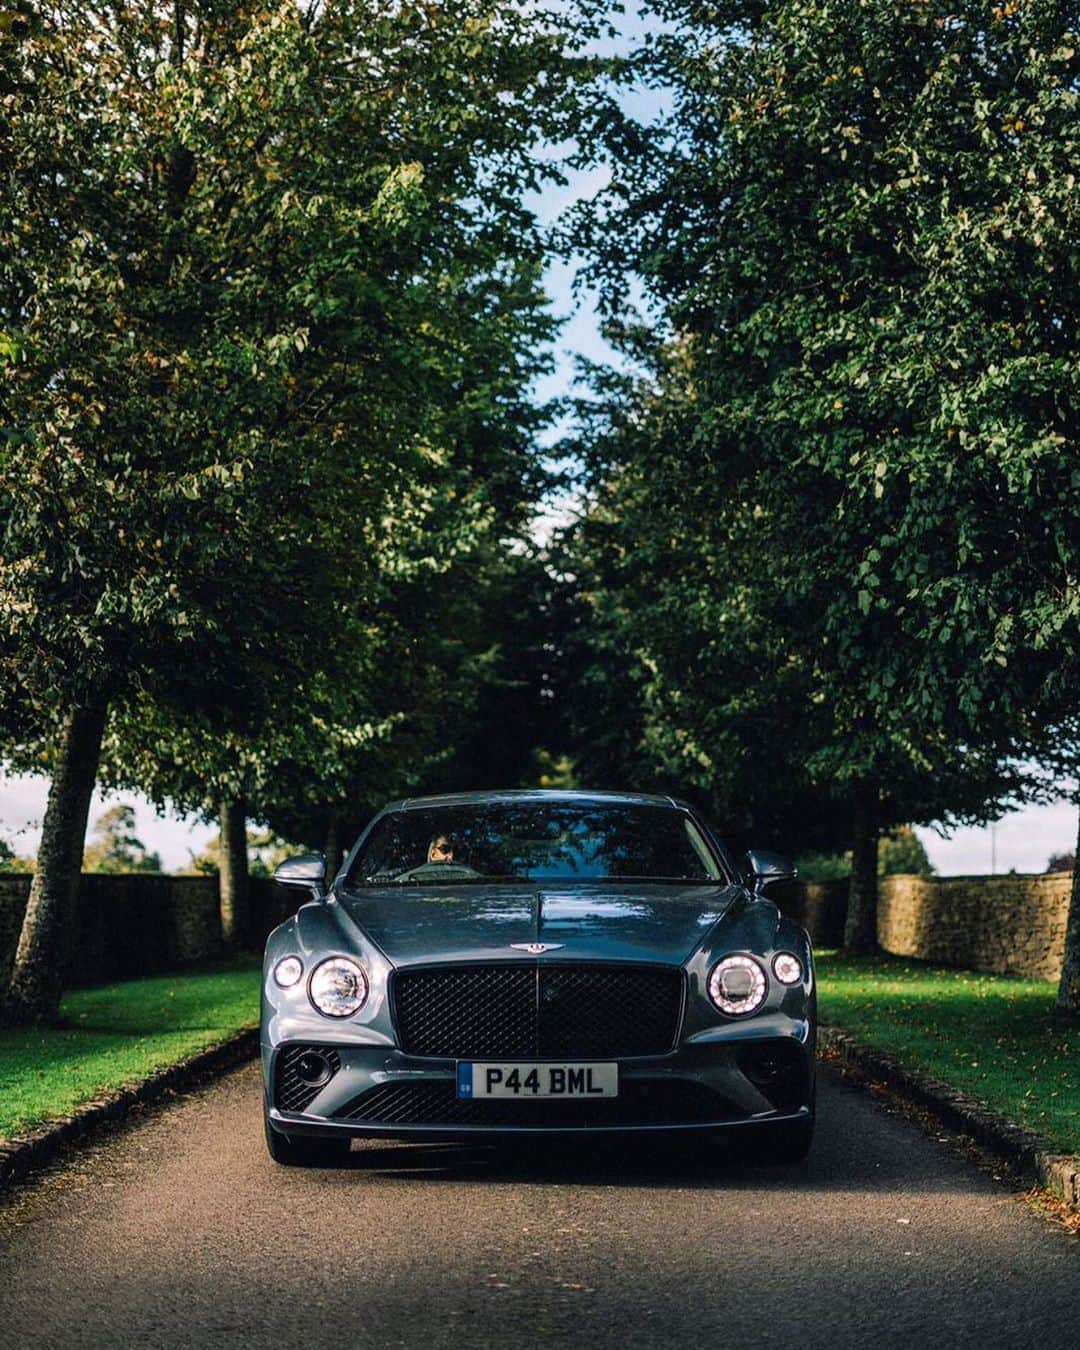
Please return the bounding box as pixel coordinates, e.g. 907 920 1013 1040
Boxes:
428 836 453 862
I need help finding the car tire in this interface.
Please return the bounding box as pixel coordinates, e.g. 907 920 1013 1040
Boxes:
742 1115 815 1165
264 1113 351 1167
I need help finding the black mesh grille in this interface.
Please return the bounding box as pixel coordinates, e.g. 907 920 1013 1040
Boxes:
392 963 683 1059
275 1045 342 1113
335 1078 731 1128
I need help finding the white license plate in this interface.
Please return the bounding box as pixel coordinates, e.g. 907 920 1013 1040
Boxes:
457 1062 619 1100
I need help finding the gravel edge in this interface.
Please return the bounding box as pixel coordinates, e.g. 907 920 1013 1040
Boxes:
820 1023 1079 1208
0 1027 259 1192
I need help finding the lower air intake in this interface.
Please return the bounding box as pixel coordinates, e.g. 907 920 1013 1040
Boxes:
275 1045 342 1113
335 1078 731 1128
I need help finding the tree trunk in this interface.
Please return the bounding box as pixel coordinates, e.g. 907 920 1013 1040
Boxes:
843 788 879 953
2 702 108 1025
1054 802 1080 1016
218 798 249 952
323 811 344 887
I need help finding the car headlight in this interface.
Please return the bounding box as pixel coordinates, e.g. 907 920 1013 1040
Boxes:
708 955 768 1016
309 956 368 1018
273 956 303 988
772 952 803 984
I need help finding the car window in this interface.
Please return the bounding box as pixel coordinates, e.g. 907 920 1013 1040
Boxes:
347 802 725 886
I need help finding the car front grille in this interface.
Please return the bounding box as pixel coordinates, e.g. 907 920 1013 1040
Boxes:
392 962 683 1059
334 1078 731 1129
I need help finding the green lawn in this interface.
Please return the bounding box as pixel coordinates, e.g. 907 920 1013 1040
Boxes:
0 961 260 1141
816 951 1077 1156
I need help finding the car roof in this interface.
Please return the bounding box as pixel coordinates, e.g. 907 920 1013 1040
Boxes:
385 788 691 812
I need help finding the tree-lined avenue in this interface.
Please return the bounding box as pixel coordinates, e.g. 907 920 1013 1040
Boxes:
0 1063 1076 1349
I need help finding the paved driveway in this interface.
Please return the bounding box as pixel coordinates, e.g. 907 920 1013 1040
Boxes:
0 1062 1075 1348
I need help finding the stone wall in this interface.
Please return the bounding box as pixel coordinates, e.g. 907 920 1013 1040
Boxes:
876 872 1071 981
0 874 297 993
789 871 1072 980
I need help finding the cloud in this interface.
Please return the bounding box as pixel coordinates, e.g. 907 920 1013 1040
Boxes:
915 797 1077 876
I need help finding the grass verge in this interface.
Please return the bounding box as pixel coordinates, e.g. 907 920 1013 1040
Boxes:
816 951 1077 1156
0 960 260 1141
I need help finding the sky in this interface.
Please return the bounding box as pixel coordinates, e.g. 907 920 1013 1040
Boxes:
1 12 1074 878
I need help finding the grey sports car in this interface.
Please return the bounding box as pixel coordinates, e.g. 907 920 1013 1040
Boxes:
261 789 816 1166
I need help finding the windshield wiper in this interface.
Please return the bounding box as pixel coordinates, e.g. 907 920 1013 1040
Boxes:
356 873 529 888
590 875 721 885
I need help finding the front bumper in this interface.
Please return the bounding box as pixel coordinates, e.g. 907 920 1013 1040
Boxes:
263 1015 815 1141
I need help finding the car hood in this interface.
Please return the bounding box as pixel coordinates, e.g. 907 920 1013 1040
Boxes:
334 881 743 967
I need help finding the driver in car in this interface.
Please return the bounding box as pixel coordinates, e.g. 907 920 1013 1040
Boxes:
427 834 454 864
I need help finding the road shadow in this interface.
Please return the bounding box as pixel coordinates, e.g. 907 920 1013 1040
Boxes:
316 1071 984 1196
337 1136 807 1190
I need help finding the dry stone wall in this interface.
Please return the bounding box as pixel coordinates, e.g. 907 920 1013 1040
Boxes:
791 871 1071 980
0 873 297 994
876 872 1071 981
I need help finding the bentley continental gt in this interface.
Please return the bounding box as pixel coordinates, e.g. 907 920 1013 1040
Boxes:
261 789 815 1166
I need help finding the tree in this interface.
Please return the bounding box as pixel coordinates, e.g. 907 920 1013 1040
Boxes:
568 0 1076 954
794 853 852 884
108 532 561 903
794 826 933 880
561 343 1034 881
1 0 613 1019
878 827 934 878
81 805 163 875
186 827 296 879
1057 793 1080 1014
0 837 36 874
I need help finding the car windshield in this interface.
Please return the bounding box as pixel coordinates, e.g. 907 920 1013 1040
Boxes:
346 801 724 886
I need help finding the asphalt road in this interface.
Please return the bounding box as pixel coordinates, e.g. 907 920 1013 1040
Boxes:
0 1063 1076 1350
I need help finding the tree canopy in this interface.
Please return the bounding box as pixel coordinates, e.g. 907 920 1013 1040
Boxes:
81 805 163 875
1 1 1078 1016
564 0 1078 954
0 0 613 1019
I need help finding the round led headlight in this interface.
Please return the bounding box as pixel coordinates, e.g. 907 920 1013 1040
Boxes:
708 955 768 1016
309 956 368 1018
273 956 303 988
772 952 803 985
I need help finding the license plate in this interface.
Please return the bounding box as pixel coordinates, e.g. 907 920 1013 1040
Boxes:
457 1062 619 1099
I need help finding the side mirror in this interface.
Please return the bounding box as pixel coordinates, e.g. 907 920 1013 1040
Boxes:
745 849 798 895
273 852 327 899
